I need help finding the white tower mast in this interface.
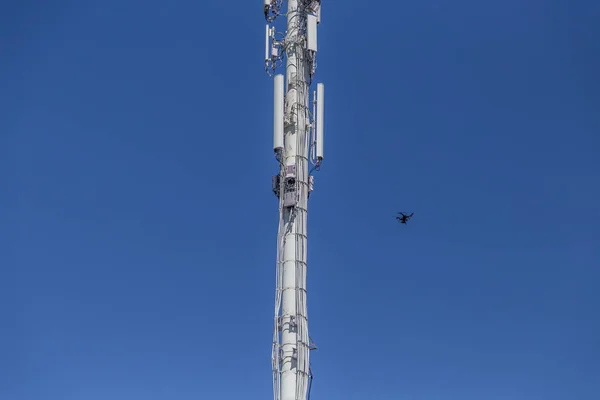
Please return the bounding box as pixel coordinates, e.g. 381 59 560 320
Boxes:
264 1 325 400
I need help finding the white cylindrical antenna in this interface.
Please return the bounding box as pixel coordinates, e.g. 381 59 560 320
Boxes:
316 83 324 160
265 24 270 61
311 90 317 163
273 74 284 153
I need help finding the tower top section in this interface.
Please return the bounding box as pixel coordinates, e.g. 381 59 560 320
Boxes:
263 0 322 79
264 0 321 23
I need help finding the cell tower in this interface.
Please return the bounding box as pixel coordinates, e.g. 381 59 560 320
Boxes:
263 1 325 400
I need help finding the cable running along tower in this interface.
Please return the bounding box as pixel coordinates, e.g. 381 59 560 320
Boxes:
264 1 325 400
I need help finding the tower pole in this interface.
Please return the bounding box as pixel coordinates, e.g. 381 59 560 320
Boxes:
264 2 324 400
281 1 304 399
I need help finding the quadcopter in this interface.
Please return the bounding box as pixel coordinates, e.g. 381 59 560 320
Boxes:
396 212 414 224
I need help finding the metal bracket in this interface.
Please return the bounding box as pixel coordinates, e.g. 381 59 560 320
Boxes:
309 336 317 351
289 315 297 332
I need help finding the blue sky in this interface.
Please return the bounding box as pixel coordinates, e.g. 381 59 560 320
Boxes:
2 1 599 399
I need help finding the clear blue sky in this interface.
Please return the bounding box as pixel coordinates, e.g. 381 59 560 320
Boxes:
2 1 599 399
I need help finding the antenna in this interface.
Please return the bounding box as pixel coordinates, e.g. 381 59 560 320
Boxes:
273 74 284 155
264 1 326 400
306 14 318 52
265 24 270 63
316 83 324 161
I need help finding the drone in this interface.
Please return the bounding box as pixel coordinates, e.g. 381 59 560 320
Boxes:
396 212 414 224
